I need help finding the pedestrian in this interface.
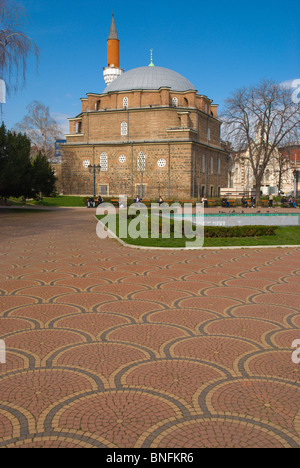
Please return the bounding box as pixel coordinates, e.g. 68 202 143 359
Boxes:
268 194 274 208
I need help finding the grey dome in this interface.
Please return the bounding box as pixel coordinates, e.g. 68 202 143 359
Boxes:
103 66 197 93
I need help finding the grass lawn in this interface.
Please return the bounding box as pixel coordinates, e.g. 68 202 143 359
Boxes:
96 214 300 248
7 196 86 207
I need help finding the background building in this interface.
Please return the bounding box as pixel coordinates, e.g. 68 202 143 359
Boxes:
61 14 230 199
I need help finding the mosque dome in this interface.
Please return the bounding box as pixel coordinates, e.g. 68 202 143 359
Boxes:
103 66 197 93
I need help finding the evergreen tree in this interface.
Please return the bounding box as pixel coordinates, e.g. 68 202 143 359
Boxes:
31 151 56 198
0 125 32 198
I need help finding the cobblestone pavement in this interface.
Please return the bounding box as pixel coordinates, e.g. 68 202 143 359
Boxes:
0 207 299 448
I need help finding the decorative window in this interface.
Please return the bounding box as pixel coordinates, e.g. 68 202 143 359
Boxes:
119 154 126 164
83 159 90 168
137 151 146 171
172 97 178 107
100 152 108 171
123 96 128 108
121 121 128 136
157 158 166 168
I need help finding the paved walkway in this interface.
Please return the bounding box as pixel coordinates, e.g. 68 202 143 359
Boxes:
0 207 299 448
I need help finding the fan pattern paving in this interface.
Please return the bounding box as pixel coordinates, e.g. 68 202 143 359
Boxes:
0 207 299 448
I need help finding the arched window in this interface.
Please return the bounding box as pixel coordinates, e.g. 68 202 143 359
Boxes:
76 121 82 133
95 100 100 110
100 152 108 171
184 97 188 106
137 151 146 171
121 121 128 136
123 96 128 108
172 97 178 107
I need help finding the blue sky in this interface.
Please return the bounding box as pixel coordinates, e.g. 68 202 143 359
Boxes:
3 0 300 133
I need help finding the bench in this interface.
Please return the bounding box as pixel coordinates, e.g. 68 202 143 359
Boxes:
260 200 269 207
86 197 98 207
207 199 217 206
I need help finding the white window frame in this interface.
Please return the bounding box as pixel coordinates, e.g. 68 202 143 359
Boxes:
100 152 108 172
121 121 128 136
172 97 178 107
123 96 128 108
137 151 146 172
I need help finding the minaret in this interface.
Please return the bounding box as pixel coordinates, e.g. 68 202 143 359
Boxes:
103 12 124 86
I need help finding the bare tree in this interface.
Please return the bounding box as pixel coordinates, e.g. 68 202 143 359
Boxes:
0 0 39 93
15 100 64 161
221 79 300 199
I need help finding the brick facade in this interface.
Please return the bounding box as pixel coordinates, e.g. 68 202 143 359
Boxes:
61 86 229 199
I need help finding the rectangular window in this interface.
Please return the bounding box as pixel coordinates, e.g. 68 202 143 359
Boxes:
218 157 221 174
208 127 211 141
211 157 213 174
202 155 205 173
99 185 108 195
121 121 128 136
136 185 146 198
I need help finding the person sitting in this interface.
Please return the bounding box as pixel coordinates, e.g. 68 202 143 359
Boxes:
134 195 141 204
241 196 248 208
157 195 164 206
97 195 103 206
222 197 230 208
289 196 297 208
201 196 208 208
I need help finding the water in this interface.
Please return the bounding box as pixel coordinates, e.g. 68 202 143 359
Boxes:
170 213 300 227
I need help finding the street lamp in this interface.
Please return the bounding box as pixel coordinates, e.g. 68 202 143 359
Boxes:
293 153 298 199
88 163 101 197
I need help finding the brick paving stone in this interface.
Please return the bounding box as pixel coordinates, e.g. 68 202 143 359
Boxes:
0 207 299 448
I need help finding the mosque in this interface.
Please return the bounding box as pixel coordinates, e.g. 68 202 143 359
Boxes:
61 13 230 199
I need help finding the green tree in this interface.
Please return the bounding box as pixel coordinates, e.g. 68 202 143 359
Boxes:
0 123 32 198
31 151 56 198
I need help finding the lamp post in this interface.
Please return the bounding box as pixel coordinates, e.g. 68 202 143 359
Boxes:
88 164 101 197
293 153 298 199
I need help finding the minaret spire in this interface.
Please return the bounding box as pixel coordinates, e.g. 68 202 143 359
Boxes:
103 12 124 86
149 49 155 67
108 10 119 40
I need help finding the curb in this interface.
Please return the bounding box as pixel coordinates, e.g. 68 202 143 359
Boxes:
94 216 300 251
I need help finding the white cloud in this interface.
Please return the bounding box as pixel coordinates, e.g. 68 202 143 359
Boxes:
52 112 69 135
